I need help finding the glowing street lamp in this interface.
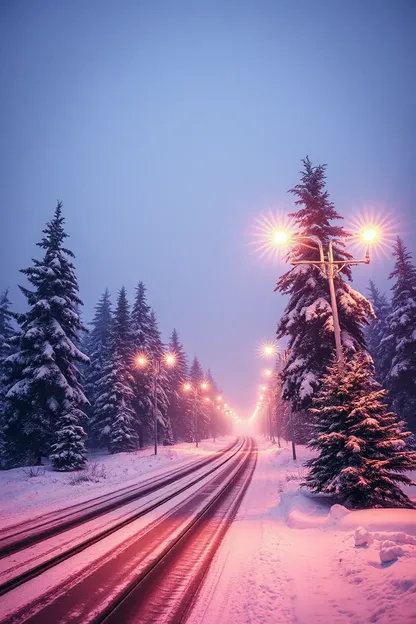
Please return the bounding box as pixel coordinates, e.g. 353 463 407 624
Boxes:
360 225 380 244
136 351 176 456
271 225 381 370
273 230 289 245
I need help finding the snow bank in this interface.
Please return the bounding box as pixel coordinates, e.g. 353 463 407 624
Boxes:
338 508 416 536
379 541 404 563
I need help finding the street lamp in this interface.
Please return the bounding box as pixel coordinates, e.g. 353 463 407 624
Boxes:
272 227 380 370
183 381 209 447
136 352 176 456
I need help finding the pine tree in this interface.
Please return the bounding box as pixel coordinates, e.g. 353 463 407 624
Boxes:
0 291 16 465
131 282 153 446
383 238 416 434
206 369 221 440
271 358 291 445
84 289 113 446
3 203 88 469
0 291 15 361
365 281 392 384
276 158 374 442
102 287 137 454
165 329 188 442
148 310 171 445
189 357 206 443
304 352 416 509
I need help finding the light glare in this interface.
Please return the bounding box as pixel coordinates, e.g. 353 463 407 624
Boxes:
273 230 289 245
165 352 176 366
360 226 379 243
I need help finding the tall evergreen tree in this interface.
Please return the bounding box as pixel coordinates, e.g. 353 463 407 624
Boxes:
84 289 113 446
148 310 172 445
0 291 15 361
206 369 221 440
304 352 416 508
97 287 137 454
0 291 16 465
165 329 188 442
365 280 392 384
383 238 416 433
275 158 374 442
189 357 206 443
131 282 153 446
3 203 88 469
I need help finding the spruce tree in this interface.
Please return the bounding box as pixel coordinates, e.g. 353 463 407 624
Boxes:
365 281 392 384
0 291 16 465
84 289 113 446
131 282 153 446
276 158 374 442
304 352 416 509
383 238 416 433
3 203 88 469
189 357 206 443
206 369 221 440
165 329 188 442
0 291 15 361
148 310 171 445
103 287 137 454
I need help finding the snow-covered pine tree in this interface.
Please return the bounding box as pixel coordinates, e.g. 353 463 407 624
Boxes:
383 238 416 434
365 280 392 385
147 310 172 445
271 358 291 445
84 289 113 447
304 351 416 509
130 282 153 446
189 357 206 443
0 291 16 465
0 291 15 362
99 287 137 454
206 369 220 440
165 329 188 442
3 202 89 470
276 157 374 442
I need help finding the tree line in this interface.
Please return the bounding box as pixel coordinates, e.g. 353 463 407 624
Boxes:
0 203 230 471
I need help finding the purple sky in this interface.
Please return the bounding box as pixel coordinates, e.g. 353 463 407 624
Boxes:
1 0 415 418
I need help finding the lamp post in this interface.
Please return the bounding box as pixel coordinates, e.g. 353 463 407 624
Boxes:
183 381 209 447
136 352 176 456
273 228 379 370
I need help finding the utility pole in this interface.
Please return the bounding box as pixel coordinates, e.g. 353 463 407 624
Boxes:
289 235 370 370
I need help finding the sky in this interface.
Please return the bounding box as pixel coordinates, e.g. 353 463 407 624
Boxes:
1 0 415 418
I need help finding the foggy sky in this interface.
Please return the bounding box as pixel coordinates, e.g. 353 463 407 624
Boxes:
1 0 415 417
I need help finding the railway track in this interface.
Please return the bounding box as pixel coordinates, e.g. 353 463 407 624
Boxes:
0 437 257 624
0 438 244 599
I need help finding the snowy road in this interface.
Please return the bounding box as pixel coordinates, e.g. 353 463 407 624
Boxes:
0 437 257 623
189 439 416 624
0 438 240 560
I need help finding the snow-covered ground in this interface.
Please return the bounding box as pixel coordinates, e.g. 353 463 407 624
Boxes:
0 436 235 530
190 438 416 624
